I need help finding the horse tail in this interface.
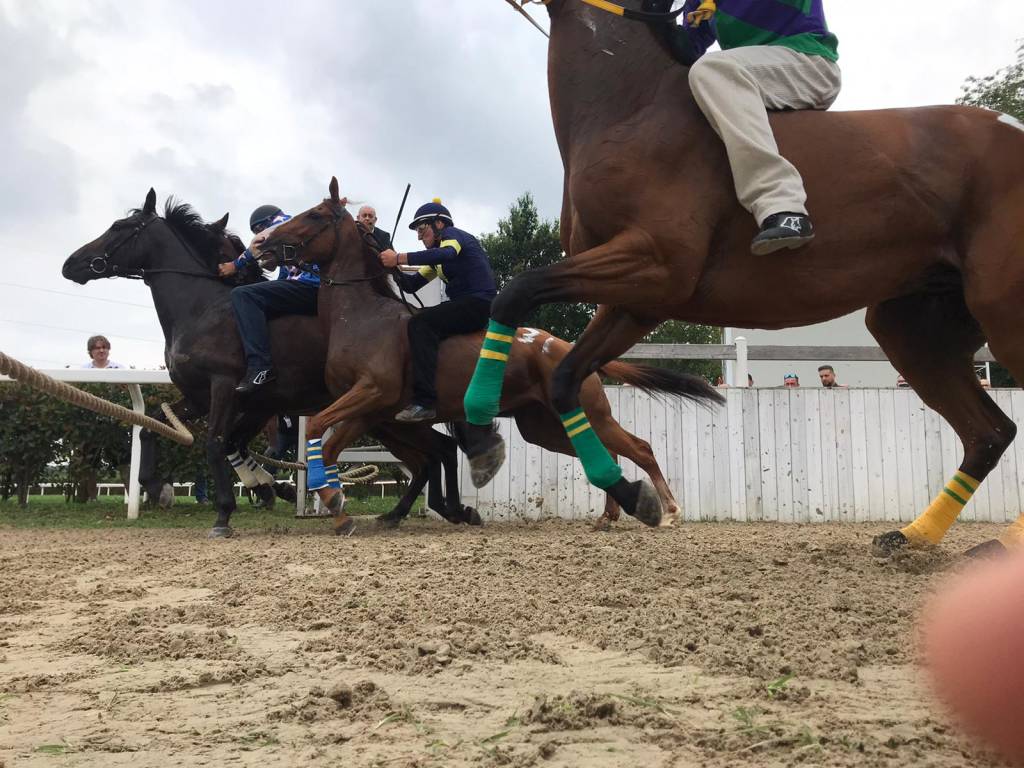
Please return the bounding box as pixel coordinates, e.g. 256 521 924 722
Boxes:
598 361 725 407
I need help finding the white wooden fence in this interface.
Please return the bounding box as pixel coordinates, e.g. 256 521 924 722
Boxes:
457 386 1024 524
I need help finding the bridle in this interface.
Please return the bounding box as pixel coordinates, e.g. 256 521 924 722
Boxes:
89 214 223 283
274 205 423 311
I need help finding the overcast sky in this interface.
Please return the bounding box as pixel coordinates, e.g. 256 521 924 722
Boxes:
1 0 1020 370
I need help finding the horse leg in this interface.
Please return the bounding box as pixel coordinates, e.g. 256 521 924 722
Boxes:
377 461 433 529
462 230 670 488
206 377 240 538
436 431 481 525
509 403 622 529
586 373 681 528
548 307 664 526
226 411 278 510
966 282 1024 553
865 293 1016 556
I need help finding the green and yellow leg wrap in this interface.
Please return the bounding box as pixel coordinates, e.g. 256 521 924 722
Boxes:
463 320 516 426
561 407 623 490
901 470 979 545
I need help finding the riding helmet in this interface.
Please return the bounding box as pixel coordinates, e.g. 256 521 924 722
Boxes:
408 198 453 230
249 204 283 233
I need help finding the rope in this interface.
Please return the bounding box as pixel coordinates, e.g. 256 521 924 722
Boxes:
247 449 380 484
0 350 194 446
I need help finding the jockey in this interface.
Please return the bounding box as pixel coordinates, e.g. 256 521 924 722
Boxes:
378 199 498 423
673 0 841 255
218 205 351 533
218 204 321 395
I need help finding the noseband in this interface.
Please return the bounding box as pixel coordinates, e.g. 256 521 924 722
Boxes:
89 214 157 277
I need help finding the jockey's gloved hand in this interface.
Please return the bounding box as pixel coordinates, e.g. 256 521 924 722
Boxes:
686 0 716 26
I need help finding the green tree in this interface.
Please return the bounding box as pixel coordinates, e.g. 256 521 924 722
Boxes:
957 42 1024 120
958 42 1023 387
481 192 594 341
482 193 722 380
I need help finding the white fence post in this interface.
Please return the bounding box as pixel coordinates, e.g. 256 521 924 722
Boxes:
126 384 145 520
296 416 307 516
735 336 748 388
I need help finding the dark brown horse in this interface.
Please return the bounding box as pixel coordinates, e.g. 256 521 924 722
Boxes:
62 190 478 535
461 0 1024 553
257 178 723 528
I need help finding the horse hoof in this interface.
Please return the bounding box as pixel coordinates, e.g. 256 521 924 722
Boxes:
591 516 612 533
375 512 403 529
964 539 1007 559
253 483 276 510
333 516 357 537
871 530 909 557
631 481 663 527
273 481 297 503
464 507 483 526
469 437 506 488
208 526 233 539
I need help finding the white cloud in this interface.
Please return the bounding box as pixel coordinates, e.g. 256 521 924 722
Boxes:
0 0 1019 370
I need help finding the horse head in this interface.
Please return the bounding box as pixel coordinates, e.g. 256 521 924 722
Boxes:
62 190 235 286
62 188 162 284
259 176 360 273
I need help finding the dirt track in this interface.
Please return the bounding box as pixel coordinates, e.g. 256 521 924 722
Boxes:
0 519 1006 767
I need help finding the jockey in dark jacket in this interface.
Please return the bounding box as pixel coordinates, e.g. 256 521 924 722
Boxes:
378 199 497 422
218 204 321 395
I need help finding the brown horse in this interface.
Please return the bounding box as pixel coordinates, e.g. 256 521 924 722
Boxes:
257 178 724 528
460 0 1024 553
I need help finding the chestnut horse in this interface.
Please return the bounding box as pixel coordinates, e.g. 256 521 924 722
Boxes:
62 191 479 535
257 178 724 528
461 0 1024 554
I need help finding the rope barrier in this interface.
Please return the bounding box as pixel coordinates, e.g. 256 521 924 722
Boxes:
0 350 194 446
1 350 379 483
248 450 380 484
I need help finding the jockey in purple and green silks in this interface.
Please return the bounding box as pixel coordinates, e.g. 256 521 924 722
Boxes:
671 0 841 256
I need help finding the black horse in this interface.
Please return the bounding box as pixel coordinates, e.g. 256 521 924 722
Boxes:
62 189 477 536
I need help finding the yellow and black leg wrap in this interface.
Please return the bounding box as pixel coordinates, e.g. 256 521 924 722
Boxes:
901 470 979 545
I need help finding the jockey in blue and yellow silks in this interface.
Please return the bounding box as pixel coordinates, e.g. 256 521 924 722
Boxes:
378 199 497 423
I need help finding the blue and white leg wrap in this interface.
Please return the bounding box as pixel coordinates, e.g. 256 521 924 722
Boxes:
227 451 258 488
244 454 275 486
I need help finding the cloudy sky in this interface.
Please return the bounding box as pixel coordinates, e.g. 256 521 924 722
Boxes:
0 0 1020 371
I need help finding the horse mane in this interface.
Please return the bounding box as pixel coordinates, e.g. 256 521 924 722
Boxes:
353 218 403 305
129 198 222 271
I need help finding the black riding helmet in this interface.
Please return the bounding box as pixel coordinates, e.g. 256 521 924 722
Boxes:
250 204 283 234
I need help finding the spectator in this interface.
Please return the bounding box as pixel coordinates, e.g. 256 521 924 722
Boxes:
818 364 846 388
783 373 800 388
980 378 992 389
357 205 393 252
896 374 910 388
81 335 125 369
714 374 727 387
748 373 754 387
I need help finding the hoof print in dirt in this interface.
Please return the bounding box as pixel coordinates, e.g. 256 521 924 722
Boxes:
870 530 908 557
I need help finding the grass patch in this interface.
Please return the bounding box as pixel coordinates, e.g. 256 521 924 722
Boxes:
0 494 419 530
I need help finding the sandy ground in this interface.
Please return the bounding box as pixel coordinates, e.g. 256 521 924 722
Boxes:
0 519 1010 768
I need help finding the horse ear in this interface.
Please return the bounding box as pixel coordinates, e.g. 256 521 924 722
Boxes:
329 177 340 203
143 188 157 215
211 213 229 231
